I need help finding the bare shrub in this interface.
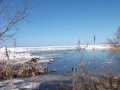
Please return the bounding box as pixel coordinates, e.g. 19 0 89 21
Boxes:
108 27 120 50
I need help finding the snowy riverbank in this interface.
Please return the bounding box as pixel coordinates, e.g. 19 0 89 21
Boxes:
0 45 110 64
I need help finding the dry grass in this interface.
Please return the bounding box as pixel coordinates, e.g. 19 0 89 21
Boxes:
0 58 48 81
61 38 120 90
109 46 120 52
1 41 120 90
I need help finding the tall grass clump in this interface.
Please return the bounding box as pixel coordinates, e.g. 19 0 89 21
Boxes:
0 46 48 90
61 36 120 90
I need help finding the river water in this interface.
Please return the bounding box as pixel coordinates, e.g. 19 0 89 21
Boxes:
32 49 120 75
0 49 120 90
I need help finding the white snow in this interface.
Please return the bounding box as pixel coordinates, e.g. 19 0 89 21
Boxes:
0 44 110 63
0 47 40 63
3 44 110 52
83 44 110 50
0 79 39 90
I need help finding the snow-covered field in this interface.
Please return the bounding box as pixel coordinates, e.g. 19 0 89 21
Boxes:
0 47 40 64
0 45 110 64
5 44 110 52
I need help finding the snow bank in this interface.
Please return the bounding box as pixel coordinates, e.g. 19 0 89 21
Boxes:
5 44 110 52
0 45 110 63
13 46 77 52
84 45 110 50
0 47 39 63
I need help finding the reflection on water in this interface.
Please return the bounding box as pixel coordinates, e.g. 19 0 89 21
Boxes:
0 49 120 90
32 49 120 75
38 49 120 90
108 50 120 65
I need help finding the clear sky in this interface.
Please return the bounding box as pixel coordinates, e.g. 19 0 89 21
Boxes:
7 0 120 46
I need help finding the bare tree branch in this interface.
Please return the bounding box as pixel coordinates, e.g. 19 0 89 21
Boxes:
108 26 120 49
0 0 29 40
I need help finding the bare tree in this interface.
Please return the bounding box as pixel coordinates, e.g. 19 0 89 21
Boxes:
108 27 120 48
0 0 28 41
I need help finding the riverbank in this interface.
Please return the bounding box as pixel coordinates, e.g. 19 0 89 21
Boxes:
0 73 119 90
0 58 48 81
0 45 110 63
0 45 119 90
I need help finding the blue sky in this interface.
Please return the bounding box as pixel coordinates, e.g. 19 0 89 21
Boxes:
8 0 120 46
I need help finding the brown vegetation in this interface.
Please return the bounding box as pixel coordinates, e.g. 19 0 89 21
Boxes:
60 68 120 90
0 58 48 81
60 37 120 90
108 26 120 50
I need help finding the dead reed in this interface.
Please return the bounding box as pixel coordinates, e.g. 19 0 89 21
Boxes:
61 37 120 90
